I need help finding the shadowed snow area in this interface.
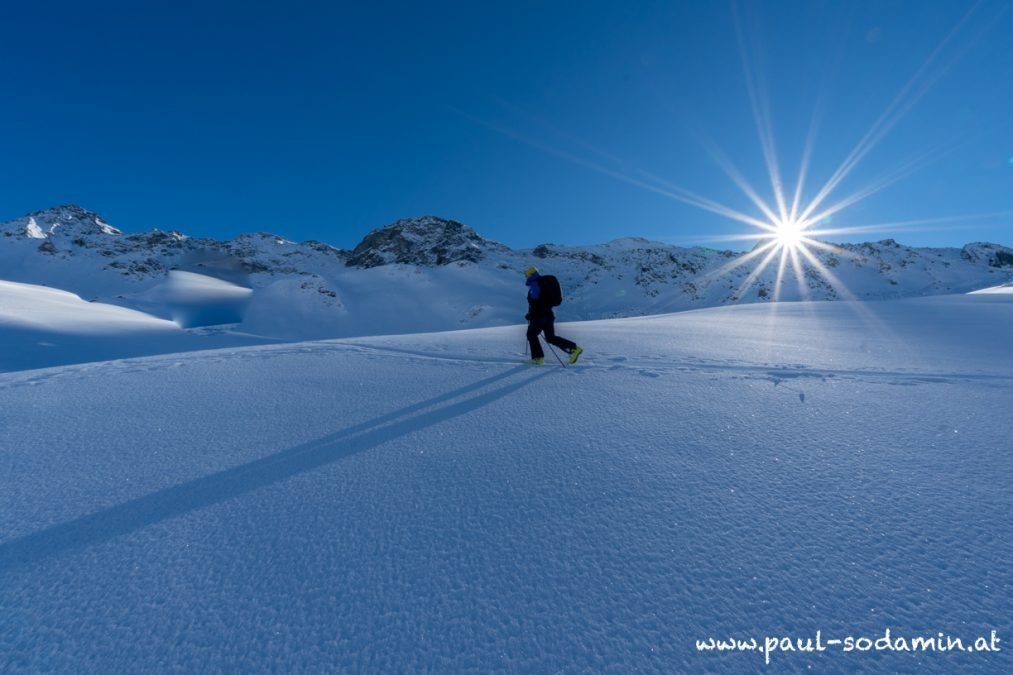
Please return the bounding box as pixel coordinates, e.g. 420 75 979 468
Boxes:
0 294 1011 672
0 280 178 334
0 279 271 372
137 270 252 328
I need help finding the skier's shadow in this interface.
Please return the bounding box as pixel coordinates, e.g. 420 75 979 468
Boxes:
0 365 551 572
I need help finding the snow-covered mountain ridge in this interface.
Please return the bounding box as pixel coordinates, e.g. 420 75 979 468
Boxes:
2 204 1011 339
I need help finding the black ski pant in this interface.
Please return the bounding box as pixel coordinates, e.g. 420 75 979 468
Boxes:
527 312 576 359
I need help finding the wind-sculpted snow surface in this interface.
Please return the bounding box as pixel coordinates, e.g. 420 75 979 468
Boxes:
0 295 1011 672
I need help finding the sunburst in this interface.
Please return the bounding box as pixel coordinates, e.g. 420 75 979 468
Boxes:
456 1 1006 305
771 219 806 250
677 0 1005 304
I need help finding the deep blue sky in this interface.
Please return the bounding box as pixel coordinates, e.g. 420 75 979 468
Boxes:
2 0 1011 250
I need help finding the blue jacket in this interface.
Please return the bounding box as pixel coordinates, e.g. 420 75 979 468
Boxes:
526 272 553 318
525 271 542 302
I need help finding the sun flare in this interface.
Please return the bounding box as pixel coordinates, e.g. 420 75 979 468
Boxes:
773 219 805 249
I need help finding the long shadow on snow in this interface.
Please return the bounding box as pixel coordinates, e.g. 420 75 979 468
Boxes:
0 365 551 572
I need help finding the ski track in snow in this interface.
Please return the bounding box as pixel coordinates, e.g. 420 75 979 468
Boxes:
4 337 1009 395
1 296 1011 673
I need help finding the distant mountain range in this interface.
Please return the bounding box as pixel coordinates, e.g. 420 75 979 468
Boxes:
2 204 1012 340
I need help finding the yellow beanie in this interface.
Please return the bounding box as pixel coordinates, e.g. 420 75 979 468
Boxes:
524 266 538 278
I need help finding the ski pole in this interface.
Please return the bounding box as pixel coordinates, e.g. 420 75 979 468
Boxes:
546 341 567 368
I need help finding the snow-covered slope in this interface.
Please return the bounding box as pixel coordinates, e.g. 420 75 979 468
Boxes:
3 206 1011 345
0 279 272 372
970 280 1013 294
1 293 1010 673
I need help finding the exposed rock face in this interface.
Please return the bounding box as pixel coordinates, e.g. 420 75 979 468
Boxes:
962 243 1013 268
3 204 121 243
346 216 510 268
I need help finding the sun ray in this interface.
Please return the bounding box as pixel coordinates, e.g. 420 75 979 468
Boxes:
803 238 853 256
788 5 850 226
662 208 1008 247
794 244 865 302
800 238 870 265
798 138 962 231
772 245 791 303
730 242 782 303
757 246 795 355
693 136 782 225
798 1 987 226
800 210 1013 241
789 116 818 225
480 92 639 173
795 244 910 346
449 106 780 233
700 240 780 285
787 246 811 303
732 0 790 223
669 232 785 246
631 167 780 232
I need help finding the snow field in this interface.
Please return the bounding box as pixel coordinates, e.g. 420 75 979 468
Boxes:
0 294 1011 672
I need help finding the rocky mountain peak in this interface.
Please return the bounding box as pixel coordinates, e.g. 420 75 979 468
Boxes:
8 204 122 239
961 242 1013 268
346 216 509 268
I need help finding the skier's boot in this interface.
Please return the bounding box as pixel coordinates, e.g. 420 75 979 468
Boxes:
525 357 545 365
568 346 583 365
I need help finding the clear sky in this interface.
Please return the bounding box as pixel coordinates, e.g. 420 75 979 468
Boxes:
2 0 1011 250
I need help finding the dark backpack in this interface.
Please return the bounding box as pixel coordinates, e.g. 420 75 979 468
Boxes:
539 275 563 307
